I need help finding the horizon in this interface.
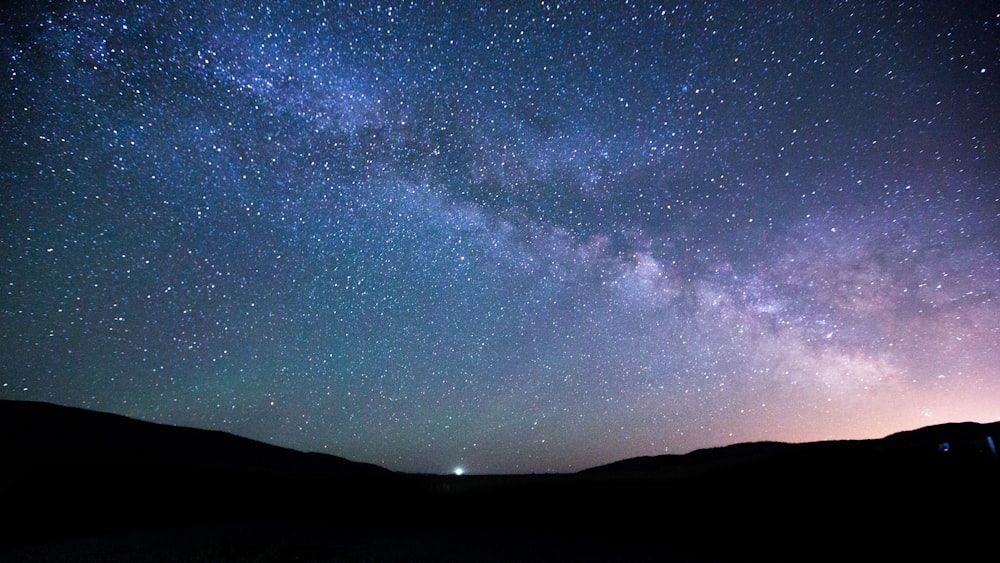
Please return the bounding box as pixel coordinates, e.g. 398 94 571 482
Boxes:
4 397 998 475
2 2 998 475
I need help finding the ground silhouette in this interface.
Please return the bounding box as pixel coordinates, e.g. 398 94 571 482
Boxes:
2 399 997 561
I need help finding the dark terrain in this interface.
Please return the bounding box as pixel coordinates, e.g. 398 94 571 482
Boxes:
2 399 997 562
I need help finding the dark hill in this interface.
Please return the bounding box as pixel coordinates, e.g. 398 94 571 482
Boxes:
1 399 392 477
581 420 1000 478
2 399 998 562
1 399 402 552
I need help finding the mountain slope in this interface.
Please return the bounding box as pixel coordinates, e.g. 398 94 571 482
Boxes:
580 420 1000 477
1 399 399 548
2 399 998 562
1 399 391 477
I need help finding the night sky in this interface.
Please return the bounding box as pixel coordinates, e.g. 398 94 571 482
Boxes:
2 1 998 474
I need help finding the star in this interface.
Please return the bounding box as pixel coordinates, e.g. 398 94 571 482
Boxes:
1 0 997 474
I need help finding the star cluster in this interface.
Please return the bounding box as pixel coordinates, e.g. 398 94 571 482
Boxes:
2 1 998 473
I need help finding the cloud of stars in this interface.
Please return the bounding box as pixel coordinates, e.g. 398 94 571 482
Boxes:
2 1 998 473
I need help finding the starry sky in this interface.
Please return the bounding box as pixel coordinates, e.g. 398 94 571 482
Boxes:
2 1 998 474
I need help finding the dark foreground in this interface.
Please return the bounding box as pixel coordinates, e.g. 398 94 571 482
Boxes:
3 400 998 562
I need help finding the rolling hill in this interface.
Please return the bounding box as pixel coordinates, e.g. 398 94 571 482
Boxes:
2 399 997 562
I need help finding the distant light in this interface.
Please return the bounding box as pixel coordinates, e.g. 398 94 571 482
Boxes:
453 467 464 476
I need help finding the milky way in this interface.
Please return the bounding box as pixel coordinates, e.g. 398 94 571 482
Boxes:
2 1 998 473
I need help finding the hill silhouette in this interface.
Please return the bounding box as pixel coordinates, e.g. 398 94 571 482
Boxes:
2 399 997 562
2 398 392 477
581 421 1000 477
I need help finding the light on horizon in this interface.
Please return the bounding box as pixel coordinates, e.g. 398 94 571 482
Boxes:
453 467 464 476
